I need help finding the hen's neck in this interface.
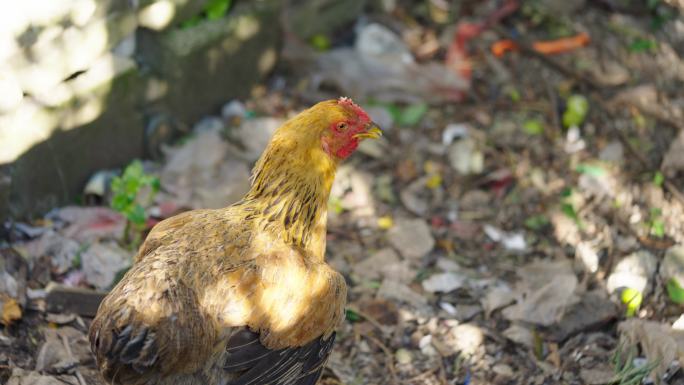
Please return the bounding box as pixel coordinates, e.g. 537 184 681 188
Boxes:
241 143 337 261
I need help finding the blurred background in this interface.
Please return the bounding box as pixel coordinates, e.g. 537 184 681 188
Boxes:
2 0 684 384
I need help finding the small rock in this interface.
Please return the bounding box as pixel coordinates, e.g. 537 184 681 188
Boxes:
481 284 516 317
606 250 658 294
448 138 484 175
444 323 483 356
395 348 412 365
599 141 624 164
503 260 579 326
589 60 629 86
492 363 514 378
377 279 428 310
399 176 431 216
503 324 535 348
387 218 435 260
575 242 599 273
353 248 412 283
81 242 132 290
452 304 482 322
483 225 527 252
547 290 618 342
422 272 466 293
660 245 684 289
221 100 247 121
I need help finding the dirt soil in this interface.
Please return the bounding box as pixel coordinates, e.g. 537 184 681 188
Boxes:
2 1 684 385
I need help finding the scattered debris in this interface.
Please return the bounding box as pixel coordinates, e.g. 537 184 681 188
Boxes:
503 260 579 326
387 218 435 260
606 250 658 295
80 242 131 290
421 272 466 293
483 225 527 252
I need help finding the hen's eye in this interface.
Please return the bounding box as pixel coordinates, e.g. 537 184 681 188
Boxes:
336 122 348 132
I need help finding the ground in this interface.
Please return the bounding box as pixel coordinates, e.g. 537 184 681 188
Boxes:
2 1 684 385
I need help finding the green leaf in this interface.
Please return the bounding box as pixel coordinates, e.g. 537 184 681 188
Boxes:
399 103 428 126
628 38 657 53
205 0 231 20
345 309 361 322
650 219 665 238
666 278 684 304
621 288 642 317
111 193 130 212
653 171 664 187
508 88 521 102
523 119 544 135
180 15 202 29
561 203 578 221
310 34 331 51
562 94 589 128
128 205 147 226
524 214 550 230
576 163 607 177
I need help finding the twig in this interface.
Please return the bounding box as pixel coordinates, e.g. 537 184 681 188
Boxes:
60 334 86 385
403 365 440 384
360 333 399 385
346 306 389 336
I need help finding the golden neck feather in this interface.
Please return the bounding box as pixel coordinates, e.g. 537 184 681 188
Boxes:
240 134 338 260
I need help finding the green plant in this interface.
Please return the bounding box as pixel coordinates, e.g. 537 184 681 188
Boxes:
110 160 160 248
646 208 665 238
611 343 659 385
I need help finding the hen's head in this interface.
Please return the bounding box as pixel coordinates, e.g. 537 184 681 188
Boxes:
273 97 382 161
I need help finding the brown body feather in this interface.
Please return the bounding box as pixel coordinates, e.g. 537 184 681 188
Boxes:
88 99 377 385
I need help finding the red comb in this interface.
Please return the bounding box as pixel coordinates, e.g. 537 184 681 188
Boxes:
337 97 369 121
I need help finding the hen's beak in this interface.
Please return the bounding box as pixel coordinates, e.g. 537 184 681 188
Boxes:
353 122 382 140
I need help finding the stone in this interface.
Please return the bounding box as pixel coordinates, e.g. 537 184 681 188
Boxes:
606 250 658 294
352 248 412 283
448 138 484 175
443 323 484 356
387 218 435 260
421 272 466 293
660 245 684 288
81 241 132 290
377 279 428 310
547 291 618 342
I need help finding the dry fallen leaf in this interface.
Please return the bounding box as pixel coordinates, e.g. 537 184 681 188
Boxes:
618 319 684 384
1 294 22 325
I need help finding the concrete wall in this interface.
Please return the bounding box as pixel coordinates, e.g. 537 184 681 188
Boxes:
0 0 282 221
0 0 368 222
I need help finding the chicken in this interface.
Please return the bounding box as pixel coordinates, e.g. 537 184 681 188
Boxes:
89 98 382 385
